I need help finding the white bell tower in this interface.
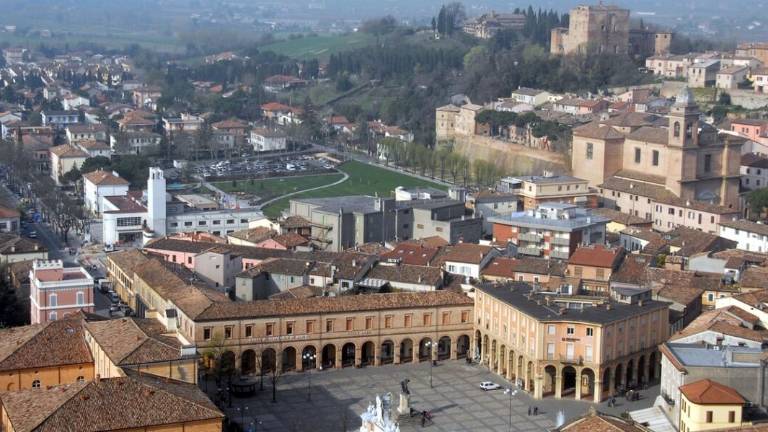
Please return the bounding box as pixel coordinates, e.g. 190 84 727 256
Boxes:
147 167 166 237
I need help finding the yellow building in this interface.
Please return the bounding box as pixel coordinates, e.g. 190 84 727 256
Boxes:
105 248 150 310
0 372 223 432
679 379 745 432
84 317 199 384
0 315 94 392
49 144 88 186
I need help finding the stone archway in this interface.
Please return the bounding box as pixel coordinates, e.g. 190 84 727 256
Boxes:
508 350 515 380
649 351 658 382
602 367 611 394
438 336 451 360
614 363 624 391
561 366 577 398
490 340 498 370
499 345 507 375
322 344 336 369
626 359 635 388
282 347 297 371
261 348 276 374
419 338 433 362
483 335 490 364
474 330 482 359
544 365 557 397
361 341 375 366
241 349 256 375
526 361 534 391
580 368 595 400
456 335 470 359
302 346 317 370
637 355 646 386
342 343 355 367
381 340 395 364
400 339 413 363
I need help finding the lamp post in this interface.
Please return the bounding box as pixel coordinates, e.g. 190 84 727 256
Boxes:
504 387 518 432
424 340 434 388
303 351 316 401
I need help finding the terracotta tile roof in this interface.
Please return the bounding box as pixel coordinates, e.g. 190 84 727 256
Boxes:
85 318 186 366
380 242 440 266
627 126 669 145
195 291 472 322
731 287 768 306
556 408 648 432
211 118 247 129
671 309 765 343
269 285 323 300
438 243 494 265
281 215 312 229
260 102 292 112
0 372 223 432
680 379 745 405
646 268 717 306
482 257 517 279
362 263 443 286
572 122 625 140
0 205 20 218
105 249 149 280
273 232 309 248
228 227 276 243
49 144 88 158
720 219 768 238
402 236 450 248
591 208 651 227
738 267 768 290
723 305 761 325
77 139 110 150
82 169 129 186
568 245 624 268
0 316 93 372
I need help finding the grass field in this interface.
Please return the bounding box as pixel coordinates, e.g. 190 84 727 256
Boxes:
213 173 343 199
261 160 448 218
261 33 375 60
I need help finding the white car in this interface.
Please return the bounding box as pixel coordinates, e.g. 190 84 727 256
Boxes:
479 381 502 391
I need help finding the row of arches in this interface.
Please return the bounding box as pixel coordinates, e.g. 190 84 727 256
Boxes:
220 335 471 375
475 330 660 402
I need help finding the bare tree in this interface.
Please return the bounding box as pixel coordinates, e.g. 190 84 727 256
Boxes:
269 365 282 403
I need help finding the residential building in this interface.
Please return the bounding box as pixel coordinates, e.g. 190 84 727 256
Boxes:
463 12 525 39
716 66 749 90
567 245 625 295
481 256 566 283
131 85 163 110
110 131 162 155
439 243 497 279
751 68 768 94
550 4 630 56
555 408 649 432
162 113 203 135
211 118 248 146
65 123 107 144
574 90 744 215
75 139 112 158
491 203 609 260
688 60 721 88
0 207 20 233
552 98 608 115
740 153 768 190
380 241 440 266
82 169 130 215
250 127 287 152
394 186 448 201
0 234 47 264
502 174 595 210
736 42 768 65
0 373 223 431
679 380 745 432
0 315 94 392
591 208 653 234
29 260 94 324
263 75 307 92
41 110 79 128
358 262 444 292
645 54 697 79
475 281 669 401
509 87 551 107
467 190 520 234
731 119 768 144
49 144 88 185
410 199 483 245
718 219 768 253
105 249 149 310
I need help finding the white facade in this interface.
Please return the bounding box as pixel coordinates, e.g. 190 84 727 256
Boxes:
741 164 768 190
62 95 90 111
250 129 287 152
715 296 768 328
167 209 265 237
718 222 768 253
147 167 166 238
83 180 129 215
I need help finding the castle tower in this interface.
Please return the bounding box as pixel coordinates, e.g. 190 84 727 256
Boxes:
147 167 166 237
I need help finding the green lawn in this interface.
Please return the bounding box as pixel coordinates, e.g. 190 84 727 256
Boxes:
261 160 448 218
261 33 375 60
213 173 343 198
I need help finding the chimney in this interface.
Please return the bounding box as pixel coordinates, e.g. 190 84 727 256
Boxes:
95 374 101 383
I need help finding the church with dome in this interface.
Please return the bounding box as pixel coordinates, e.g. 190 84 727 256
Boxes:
571 87 745 234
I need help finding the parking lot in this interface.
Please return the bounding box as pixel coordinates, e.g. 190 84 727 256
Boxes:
193 154 335 180
205 360 658 431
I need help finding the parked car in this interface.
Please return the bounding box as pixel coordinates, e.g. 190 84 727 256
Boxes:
479 382 502 391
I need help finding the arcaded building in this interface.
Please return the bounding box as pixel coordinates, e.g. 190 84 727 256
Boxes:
474 281 669 402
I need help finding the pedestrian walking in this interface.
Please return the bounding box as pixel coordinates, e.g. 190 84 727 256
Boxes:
528 407 532 416
534 406 538 416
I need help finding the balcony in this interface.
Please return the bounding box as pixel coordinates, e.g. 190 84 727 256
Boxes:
518 247 543 256
550 250 570 260
559 355 583 365
551 236 570 246
519 232 543 242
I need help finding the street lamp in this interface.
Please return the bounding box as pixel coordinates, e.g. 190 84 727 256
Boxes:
424 341 434 388
504 387 518 432
302 351 316 401
237 403 249 426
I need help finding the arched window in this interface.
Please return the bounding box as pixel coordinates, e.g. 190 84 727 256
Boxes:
673 122 681 138
49 293 57 307
31 380 41 389
76 291 84 305
76 376 85 383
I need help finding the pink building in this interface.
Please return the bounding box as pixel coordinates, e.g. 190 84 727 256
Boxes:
29 260 94 324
